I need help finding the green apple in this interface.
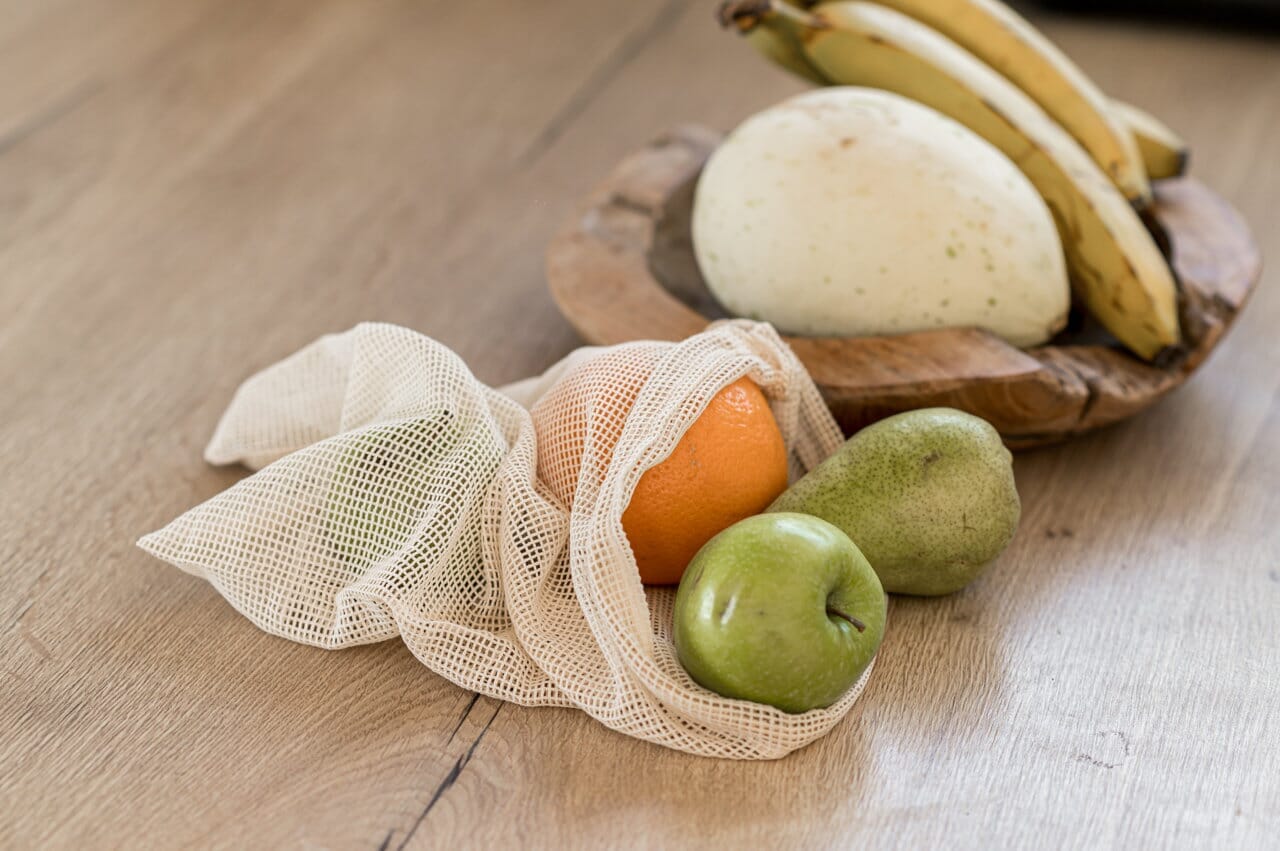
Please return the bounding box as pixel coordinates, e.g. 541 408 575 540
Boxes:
672 512 886 714
323 411 460 564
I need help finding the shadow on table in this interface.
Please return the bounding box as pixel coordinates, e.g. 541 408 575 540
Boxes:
518 592 1009 842
1028 0 1280 36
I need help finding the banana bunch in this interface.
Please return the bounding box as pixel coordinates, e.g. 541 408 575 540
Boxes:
718 0 1191 362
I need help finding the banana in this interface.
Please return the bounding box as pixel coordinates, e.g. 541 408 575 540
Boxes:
857 0 1151 208
722 0 1180 360
1113 99 1189 180
719 1 829 84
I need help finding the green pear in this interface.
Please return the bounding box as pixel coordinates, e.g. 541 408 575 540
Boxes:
769 408 1020 596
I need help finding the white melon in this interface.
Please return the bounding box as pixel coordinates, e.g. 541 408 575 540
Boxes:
692 87 1069 347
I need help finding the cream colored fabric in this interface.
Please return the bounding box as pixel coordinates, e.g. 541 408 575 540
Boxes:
139 320 870 759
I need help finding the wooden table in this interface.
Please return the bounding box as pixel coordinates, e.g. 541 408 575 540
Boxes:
3 2 1277 847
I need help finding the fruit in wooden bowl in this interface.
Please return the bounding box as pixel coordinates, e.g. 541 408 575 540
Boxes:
720 0 1184 362
546 0 1261 447
545 123 1258 448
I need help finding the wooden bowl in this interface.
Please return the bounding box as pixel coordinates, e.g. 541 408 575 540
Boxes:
546 126 1262 448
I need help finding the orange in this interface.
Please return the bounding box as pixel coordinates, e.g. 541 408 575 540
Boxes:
531 357 790 586
531 347 650 511
622 377 789 585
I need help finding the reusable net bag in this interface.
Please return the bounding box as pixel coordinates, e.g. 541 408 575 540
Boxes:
139 319 871 759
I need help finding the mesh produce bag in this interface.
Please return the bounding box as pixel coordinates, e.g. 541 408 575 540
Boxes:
139 320 871 759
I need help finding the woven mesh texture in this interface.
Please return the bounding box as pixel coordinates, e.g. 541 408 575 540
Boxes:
139 320 871 759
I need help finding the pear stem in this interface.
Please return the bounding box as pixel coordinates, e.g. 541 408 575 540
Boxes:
827 605 867 633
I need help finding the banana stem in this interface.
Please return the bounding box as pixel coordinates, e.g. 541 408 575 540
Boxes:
717 0 772 30
717 0 825 32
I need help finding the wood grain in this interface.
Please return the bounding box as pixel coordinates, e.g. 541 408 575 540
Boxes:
2 1 1278 848
547 129 1261 447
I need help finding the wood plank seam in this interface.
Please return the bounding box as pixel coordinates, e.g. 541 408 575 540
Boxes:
0 79 102 158
390 703 503 850
516 0 690 168
446 693 482 746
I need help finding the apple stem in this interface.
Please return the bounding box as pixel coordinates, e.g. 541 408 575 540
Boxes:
827 606 866 633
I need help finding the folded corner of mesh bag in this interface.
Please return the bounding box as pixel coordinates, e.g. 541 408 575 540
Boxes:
138 319 875 758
